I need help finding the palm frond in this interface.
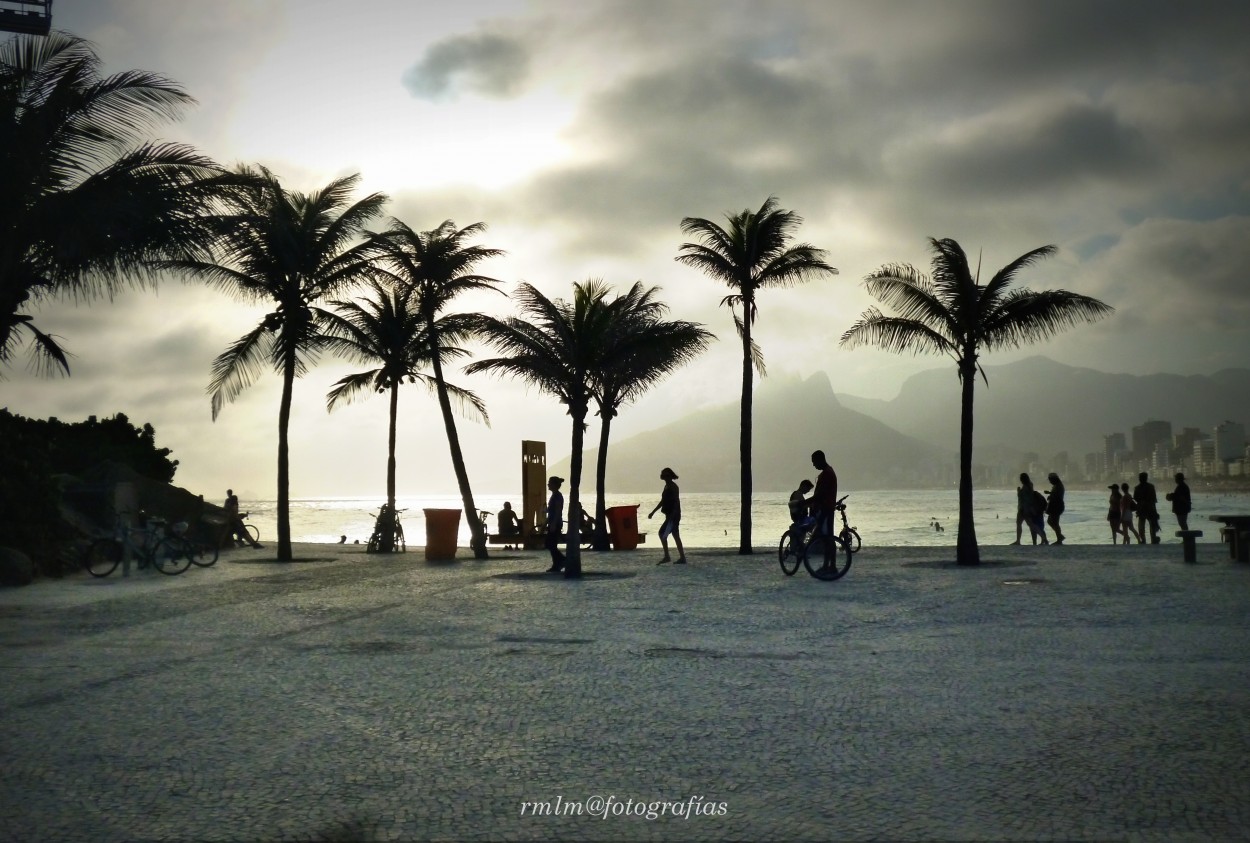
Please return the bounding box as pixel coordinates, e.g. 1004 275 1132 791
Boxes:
839 308 958 359
209 323 272 420
862 267 953 335
0 315 72 378
979 289 1114 350
733 310 766 376
326 369 383 411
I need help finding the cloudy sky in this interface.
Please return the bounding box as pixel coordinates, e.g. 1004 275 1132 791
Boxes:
6 0 1250 500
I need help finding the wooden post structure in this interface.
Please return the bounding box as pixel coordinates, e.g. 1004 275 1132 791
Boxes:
520 441 547 549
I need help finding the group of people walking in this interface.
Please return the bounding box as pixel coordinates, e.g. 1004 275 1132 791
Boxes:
1106 471 1192 545
1013 470 1194 546
1013 472 1067 546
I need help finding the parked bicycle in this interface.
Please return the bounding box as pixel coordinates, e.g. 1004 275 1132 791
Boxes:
778 494 860 580
85 513 211 577
366 505 406 553
232 512 260 546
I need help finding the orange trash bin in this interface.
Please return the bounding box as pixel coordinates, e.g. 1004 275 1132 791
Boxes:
423 508 461 560
605 504 641 550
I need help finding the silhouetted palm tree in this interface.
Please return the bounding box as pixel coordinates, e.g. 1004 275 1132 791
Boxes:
169 166 386 561
1 31 234 375
840 238 1113 566
588 282 715 549
323 280 488 551
369 219 503 559
468 280 617 577
676 196 837 553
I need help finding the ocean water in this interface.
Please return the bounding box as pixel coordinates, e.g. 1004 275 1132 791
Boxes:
239 488 1250 549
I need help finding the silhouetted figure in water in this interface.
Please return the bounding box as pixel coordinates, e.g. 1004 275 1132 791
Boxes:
1045 472 1065 545
649 467 686 565
1134 472 1161 544
1167 472 1192 532
338 535 346 544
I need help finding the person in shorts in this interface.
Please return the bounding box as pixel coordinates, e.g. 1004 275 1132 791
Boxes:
648 467 686 565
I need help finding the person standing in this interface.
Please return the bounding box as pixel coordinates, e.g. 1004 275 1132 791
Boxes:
648 467 686 565
1134 472 1161 545
809 450 839 538
543 476 566 573
1166 472 1192 532
1045 472 1066 545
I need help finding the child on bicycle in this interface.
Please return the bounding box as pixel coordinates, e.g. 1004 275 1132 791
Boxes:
787 478 815 548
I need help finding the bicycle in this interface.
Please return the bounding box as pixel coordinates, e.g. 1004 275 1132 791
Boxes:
778 495 859 580
366 505 406 553
233 512 260 546
85 513 209 577
778 515 815 576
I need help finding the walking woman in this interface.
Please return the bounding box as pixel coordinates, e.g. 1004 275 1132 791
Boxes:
1120 482 1144 544
1045 472 1066 545
648 467 686 565
1108 484 1125 544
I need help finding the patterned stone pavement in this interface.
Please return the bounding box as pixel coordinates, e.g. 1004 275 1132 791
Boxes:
1 539 1248 842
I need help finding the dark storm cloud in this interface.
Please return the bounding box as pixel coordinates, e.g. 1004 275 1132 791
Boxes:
886 100 1157 197
472 0 1249 270
402 32 530 100
497 55 868 254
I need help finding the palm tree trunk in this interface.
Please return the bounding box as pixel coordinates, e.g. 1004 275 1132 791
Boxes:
592 410 612 551
565 414 586 576
956 356 980 566
377 382 399 553
430 340 487 559
276 358 295 562
739 308 754 555
386 383 398 512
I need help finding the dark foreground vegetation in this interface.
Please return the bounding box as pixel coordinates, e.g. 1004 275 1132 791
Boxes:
0 409 181 583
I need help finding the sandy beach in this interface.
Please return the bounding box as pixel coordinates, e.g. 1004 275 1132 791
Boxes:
2 539 1247 841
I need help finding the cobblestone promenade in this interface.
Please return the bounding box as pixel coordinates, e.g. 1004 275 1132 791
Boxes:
2 540 1248 842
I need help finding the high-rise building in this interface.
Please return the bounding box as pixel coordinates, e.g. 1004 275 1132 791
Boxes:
1213 420 1247 467
1193 437 1215 476
1132 420 1172 462
1103 433 1128 473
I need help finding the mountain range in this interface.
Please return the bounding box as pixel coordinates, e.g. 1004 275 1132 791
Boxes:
552 357 1250 493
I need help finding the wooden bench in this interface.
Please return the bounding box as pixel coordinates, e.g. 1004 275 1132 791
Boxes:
1176 530 1203 563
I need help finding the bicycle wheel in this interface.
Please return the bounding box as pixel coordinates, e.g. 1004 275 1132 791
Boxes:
395 523 406 553
840 527 862 554
85 538 123 578
153 537 192 575
778 531 802 576
188 538 219 567
244 523 260 544
802 533 853 581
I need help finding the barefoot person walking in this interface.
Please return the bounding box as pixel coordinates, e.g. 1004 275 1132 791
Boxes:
648 467 686 565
